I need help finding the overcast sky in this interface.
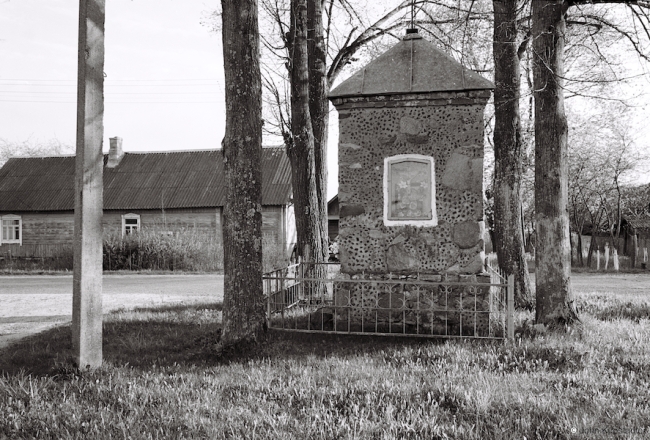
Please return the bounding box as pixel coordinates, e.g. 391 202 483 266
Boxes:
0 1 647 193
0 1 226 147
0 0 346 197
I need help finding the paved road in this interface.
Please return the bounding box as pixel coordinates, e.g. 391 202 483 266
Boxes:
0 274 224 349
2 272 649 350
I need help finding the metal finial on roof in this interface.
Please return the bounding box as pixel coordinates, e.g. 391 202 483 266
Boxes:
406 0 418 35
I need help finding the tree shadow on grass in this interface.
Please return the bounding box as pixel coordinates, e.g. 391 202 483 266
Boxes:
0 302 462 377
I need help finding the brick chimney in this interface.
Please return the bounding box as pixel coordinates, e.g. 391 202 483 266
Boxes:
107 136 124 168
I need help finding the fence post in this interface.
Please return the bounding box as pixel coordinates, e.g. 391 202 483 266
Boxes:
266 277 271 326
507 274 514 340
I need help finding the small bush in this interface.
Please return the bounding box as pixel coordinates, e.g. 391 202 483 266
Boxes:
1 229 291 273
103 229 223 272
262 238 291 272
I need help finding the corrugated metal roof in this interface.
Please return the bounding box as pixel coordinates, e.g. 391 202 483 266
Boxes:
329 32 494 99
0 148 292 212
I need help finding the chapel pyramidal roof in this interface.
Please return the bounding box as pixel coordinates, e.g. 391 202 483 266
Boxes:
329 31 493 98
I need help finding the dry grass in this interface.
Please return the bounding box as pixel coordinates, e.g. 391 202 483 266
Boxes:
1 275 650 439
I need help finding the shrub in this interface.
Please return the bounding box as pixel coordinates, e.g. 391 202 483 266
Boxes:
1 229 291 273
262 238 291 273
103 228 223 272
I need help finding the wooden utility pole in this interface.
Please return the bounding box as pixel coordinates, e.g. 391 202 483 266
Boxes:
72 0 105 369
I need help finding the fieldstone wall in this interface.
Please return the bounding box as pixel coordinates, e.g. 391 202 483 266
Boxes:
332 90 491 276
330 273 501 337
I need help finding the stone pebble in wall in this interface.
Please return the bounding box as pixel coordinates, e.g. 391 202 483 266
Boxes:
399 116 430 144
453 221 483 249
440 150 483 193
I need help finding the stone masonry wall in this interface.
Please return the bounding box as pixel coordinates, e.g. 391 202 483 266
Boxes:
333 91 491 275
331 273 501 337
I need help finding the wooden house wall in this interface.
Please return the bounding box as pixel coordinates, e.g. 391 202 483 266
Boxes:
328 219 339 242
327 197 339 242
0 211 75 258
102 208 220 238
1 206 289 257
262 206 283 243
22 212 75 245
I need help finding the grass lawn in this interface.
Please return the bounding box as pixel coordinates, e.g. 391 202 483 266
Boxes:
2 275 650 439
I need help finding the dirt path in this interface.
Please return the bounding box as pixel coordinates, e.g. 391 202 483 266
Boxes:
0 274 224 350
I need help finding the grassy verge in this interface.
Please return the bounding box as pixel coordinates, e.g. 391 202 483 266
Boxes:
2 292 650 439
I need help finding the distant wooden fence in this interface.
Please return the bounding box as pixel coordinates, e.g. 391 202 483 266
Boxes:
577 235 649 257
0 244 71 259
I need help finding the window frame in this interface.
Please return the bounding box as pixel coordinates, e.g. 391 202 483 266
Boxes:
121 213 141 236
0 214 23 245
383 154 438 227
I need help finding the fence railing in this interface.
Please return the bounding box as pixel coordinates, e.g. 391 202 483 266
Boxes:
0 243 71 259
574 235 649 260
263 263 514 339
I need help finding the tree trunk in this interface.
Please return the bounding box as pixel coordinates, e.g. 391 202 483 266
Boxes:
220 0 266 345
492 0 534 310
577 230 583 266
615 181 622 238
288 0 328 264
586 206 603 268
307 0 330 260
532 0 579 326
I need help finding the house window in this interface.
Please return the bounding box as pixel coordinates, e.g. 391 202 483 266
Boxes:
1 215 22 245
122 214 140 236
383 154 437 227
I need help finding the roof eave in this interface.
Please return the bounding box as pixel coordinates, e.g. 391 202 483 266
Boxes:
329 87 494 100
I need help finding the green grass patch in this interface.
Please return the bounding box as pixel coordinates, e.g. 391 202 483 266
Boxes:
578 293 650 322
3 290 650 438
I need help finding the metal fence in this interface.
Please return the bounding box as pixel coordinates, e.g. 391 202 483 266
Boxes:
264 263 514 339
